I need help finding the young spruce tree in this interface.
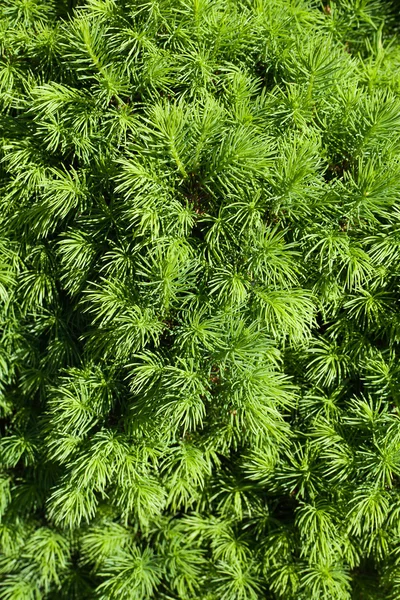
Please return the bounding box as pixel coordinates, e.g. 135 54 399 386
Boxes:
1 0 400 598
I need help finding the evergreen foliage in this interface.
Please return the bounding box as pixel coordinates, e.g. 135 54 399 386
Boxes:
1 0 400 598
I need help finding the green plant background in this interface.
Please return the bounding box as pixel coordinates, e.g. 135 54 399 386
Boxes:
1 0 400 598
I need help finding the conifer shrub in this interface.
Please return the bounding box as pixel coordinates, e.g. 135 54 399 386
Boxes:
1 0 400 598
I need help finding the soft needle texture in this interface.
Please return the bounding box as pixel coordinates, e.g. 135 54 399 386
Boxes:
1 0 400 598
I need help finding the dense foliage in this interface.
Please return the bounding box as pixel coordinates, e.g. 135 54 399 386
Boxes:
1 0 400 598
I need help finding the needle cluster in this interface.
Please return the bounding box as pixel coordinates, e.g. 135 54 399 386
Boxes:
1 1 400 598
